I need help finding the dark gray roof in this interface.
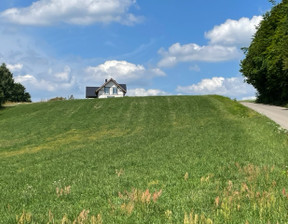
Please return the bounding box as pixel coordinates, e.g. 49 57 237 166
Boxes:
119 84 127 91
86 87 99 98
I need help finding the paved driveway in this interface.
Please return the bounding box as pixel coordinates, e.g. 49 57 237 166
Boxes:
241 102 288 130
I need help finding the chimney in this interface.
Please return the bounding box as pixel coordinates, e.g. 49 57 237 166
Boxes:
105 79 107 82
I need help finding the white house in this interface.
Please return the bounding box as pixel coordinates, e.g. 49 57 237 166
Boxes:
86 78 127 98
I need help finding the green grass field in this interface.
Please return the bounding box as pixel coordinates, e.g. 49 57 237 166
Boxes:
0 95 288 223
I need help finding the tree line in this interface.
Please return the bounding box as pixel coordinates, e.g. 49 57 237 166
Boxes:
241 0 288 105
0 63 31 107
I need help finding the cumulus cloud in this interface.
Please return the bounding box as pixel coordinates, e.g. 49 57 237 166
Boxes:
15 74 76 93
205 16 262 46
54 66 71 82
150 68 166 76
158 43 239 67
128 88 169 96
85 60 165 84
0 0 141 26
15 74 56 91
6 63 23 72
14 65 76 94
176 76 256 99
158 16 262 67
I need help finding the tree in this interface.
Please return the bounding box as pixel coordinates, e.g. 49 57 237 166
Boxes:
0 63 31 106
9 83 31 102
0 63 15 105
240 0 288 105
269 0 277 6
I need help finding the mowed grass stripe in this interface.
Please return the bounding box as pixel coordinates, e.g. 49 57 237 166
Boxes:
0 95 287 223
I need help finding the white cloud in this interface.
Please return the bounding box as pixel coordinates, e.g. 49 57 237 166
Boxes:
0 0 141 26
85 60 165 84
205 16 262 46
15 73 76 92
150 68 166 76
14 64 76 94
54 66 71 82
6 63 23 72
176 76 256 99
158 43 239 67
15 74 56 91
158 16 262 67
86 60 144 83
128 88 169 96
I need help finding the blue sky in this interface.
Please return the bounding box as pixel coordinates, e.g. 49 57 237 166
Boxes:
0 0 277 101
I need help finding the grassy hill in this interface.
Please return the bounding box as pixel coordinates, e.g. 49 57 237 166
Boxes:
0 95 288 223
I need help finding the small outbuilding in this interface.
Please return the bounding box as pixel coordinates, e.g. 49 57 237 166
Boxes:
86 78 127 99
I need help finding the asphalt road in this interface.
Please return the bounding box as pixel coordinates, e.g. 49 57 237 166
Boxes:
241 102 288 130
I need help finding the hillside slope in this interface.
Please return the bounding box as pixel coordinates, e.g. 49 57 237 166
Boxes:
0 96 288 223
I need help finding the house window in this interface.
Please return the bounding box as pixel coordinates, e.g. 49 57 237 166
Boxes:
104 87 110 94
113 87 118 94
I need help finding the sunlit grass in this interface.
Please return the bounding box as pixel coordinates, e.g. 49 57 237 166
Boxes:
0 95 287 223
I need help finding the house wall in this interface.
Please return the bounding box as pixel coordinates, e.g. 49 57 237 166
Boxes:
98 81 125 98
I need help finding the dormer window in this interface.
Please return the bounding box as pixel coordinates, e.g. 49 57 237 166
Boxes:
104 87 110 94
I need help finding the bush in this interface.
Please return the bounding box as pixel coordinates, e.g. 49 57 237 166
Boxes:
48 97 66 102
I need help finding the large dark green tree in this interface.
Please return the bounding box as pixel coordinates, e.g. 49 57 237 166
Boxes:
240 0 288 105
0 63 31 106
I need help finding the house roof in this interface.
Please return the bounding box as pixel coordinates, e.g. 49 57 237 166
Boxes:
119 84 127 91
95 78 127 93
86 87 99 98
